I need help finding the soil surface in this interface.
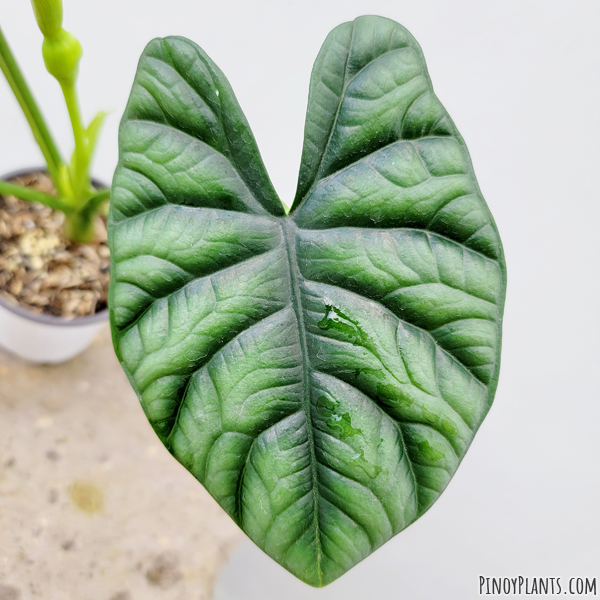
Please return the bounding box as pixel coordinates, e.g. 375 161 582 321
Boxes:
0 327 243 599
0 172 110 319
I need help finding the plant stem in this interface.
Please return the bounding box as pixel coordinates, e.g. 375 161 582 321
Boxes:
0 180 73 213
61 81 89 202
64 208 96 244
82 188 110 212
0 26 63 183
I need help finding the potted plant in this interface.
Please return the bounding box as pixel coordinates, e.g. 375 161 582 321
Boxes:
108 15 506 587
0 0 110 363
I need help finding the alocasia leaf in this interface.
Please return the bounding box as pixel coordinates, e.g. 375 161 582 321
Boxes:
109 16 506 587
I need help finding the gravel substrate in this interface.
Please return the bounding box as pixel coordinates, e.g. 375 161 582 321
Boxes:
0 172 109 319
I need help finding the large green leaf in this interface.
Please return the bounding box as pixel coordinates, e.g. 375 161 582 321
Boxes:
109 16 506 587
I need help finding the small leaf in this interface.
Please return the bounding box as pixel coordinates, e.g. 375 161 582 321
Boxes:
109 16 506 588
86 110 109 158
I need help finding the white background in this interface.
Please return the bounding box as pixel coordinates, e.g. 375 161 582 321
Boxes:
2 1 599 598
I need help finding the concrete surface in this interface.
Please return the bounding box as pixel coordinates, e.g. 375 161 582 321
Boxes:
0 326 242 600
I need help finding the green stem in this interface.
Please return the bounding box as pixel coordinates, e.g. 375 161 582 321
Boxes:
63 188 110 244
81 188 110 213
63 210 96 244
0 26 63 183
61 81 89 203
0 180 73 213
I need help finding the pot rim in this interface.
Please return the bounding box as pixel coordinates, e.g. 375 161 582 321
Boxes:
0 166 110 327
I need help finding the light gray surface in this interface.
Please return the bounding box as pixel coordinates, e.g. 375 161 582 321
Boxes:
2 1 599 598
0 328 242 599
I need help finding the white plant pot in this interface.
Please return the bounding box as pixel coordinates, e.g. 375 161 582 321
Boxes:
0 296 108 364
0 167 109 364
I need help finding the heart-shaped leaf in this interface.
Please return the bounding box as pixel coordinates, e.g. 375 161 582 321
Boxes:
109 16 506 587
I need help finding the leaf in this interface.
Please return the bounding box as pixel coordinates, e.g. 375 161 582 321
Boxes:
109 16 505 588
86 109 109 158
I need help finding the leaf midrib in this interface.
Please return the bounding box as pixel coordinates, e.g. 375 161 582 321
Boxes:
281 217 324 586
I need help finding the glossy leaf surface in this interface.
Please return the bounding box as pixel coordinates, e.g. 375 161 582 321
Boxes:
109 16 505 587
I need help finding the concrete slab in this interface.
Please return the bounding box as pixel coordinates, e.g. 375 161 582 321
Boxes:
0 326 242 600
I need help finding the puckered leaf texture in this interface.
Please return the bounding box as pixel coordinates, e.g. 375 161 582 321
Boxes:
109 15 506 587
